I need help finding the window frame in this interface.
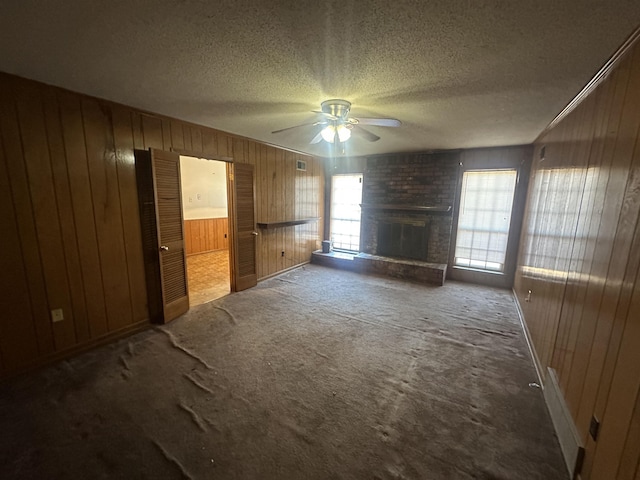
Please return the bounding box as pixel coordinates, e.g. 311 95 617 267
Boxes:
453 168 518 273
329 173 363 253
448 147 532 288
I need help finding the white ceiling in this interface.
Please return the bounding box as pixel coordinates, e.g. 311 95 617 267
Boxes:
1 1 639 157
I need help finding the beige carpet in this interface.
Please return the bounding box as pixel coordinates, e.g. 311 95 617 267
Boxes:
0 265 567 479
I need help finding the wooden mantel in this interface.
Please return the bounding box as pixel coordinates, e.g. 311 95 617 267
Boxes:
256 217 320 229
360 204 452 213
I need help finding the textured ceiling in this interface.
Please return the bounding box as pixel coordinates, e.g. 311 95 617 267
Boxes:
1 1 640 158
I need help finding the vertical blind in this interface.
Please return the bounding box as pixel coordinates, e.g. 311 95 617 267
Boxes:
330 174 363 252
454 169 517 272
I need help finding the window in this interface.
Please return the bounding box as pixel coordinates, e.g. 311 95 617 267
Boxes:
330 174 363 252
454 169 517 272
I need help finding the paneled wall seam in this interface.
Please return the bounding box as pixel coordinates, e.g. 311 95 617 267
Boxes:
40 86 77 348
54 90 88 344
13 88 55 355
110 108 137 332
78 99 108 338
0 132 34 366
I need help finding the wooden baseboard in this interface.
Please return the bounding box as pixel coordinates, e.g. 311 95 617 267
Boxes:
544 368 584 478
512 289 583 479
257 261 310 282
512 290 544 385
0 319 152 383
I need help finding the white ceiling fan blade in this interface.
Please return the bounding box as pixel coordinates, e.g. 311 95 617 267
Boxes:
353 117 401 127
312 110 339 120
309 131 323 144
352 125 380 142
272 121 324 134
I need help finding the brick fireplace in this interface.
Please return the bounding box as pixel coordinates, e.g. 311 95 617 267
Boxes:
356 152 459 284
360 152 459 264
313 151 460 285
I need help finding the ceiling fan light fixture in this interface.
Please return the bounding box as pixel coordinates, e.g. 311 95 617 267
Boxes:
273 98 398 145
337 124 351 142
320 124 351 143
320 125 335 143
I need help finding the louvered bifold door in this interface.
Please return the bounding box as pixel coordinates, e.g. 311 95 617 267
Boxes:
232 162 258 291
151 149 189 322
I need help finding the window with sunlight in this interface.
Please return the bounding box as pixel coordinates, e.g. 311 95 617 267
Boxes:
454 169 517 272
330 174 363 252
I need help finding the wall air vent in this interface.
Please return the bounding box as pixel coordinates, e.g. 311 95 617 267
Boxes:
296 160 306 171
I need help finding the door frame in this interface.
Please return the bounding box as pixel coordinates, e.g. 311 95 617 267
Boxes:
171 149 257 293
176 151 237 293
136 147 256 323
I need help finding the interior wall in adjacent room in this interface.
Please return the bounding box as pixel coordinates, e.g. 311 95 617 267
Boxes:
0 72 323 380
514 37 640 479
180 156 228 220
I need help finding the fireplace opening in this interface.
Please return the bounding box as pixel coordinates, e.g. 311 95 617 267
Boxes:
377 220 429 261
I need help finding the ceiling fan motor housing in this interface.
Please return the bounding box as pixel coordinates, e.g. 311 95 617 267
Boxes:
321 99 351 120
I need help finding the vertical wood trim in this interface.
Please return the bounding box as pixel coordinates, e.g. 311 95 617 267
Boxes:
254 142 263 279
182 124 193 152
58 91 109 340
617 385 640 478
130 111 144 150
15 81 77 351
141 114 163 150
41 86 89 344
111 105 149 323
590 264 640 478
81 97 133 332
190 127 203 153
202 130 217 156
0 113 40 370
161 119 172 151
170 121 184 150
218 133 229 157
0 75 55 358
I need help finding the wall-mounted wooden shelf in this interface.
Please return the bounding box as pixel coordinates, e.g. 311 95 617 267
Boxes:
360 204 452 213
256 218 320 229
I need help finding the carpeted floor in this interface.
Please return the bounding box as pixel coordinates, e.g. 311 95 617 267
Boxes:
0 265 567 479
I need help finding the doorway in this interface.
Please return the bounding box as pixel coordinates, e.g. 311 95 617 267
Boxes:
180 155 231 305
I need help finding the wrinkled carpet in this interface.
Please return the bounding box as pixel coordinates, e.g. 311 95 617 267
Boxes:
0 264 567 479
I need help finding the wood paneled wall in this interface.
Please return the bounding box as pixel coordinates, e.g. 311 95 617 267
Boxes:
514 38 640 479
232 140 324 280
185 218 229 255
0 72 323 379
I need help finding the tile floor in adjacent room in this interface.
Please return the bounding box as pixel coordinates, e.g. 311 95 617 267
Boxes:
186 249 230 306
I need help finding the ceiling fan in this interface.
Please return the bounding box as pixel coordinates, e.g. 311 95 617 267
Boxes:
271 99 401 144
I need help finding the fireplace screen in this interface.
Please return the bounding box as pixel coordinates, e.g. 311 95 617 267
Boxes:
377 221 429 261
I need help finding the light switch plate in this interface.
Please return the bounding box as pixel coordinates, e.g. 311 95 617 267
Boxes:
51 308 64 322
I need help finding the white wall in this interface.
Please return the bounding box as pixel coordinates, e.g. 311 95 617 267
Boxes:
180 156 228 220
